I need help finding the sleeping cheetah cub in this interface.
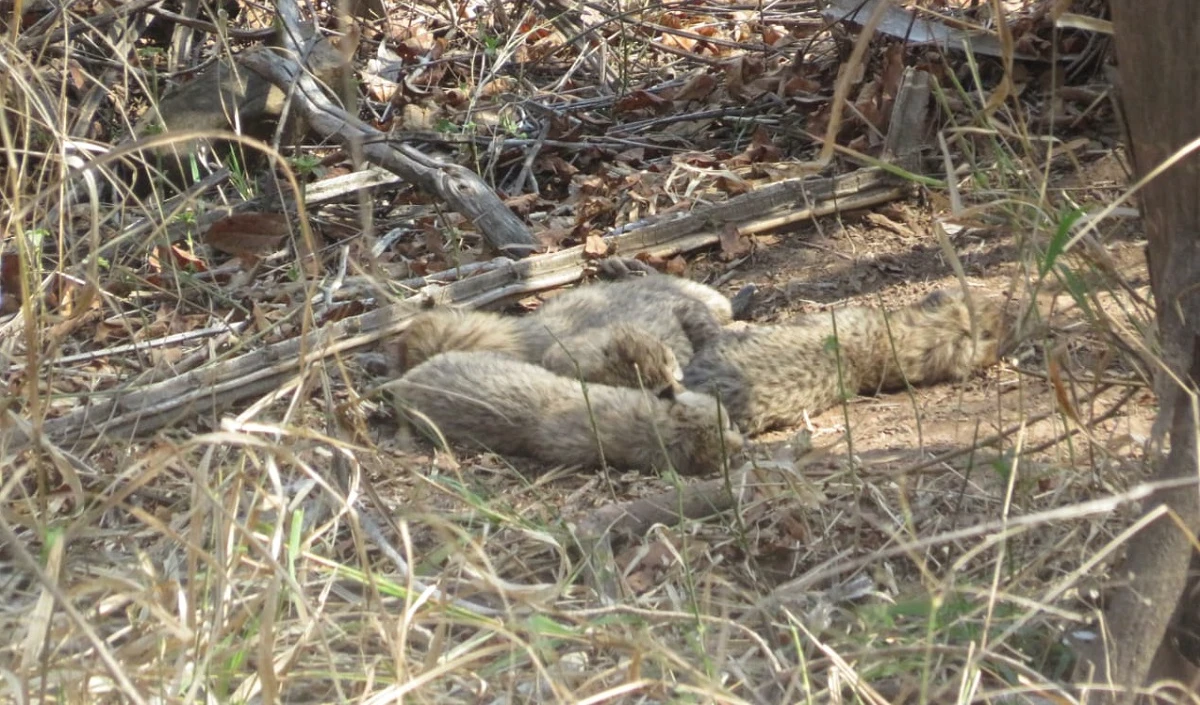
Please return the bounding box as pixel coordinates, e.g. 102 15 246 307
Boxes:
397 310 683 397
683 290 1006 434
387 351 743 475
394 273 731 394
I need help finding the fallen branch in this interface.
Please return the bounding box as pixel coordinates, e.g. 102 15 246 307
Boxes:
239 39 537 258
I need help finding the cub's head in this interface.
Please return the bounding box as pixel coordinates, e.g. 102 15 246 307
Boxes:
602 324 684 399
661 390 745 475
908 289 1008 379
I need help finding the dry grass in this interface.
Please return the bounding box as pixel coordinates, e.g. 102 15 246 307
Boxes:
0 0 1176 703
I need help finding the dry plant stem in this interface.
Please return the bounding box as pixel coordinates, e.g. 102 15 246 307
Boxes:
238 29 537 257
1072 2 1200 698
148 6 276 41
529 0 620 84
17 0 160 52
571 454 840 555
782 474 1198 595
806 0 891 170
0 514 149 705
351 469 502 617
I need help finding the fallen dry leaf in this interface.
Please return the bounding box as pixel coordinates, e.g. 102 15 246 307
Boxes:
504 192 540 216
729 126 781 166
583 234 610 258
614 89 671 115
146 244 208 287
665 255 688 276
881 43 905 101
719 223 751 259
631 252 668 272
204 213 291 259
0 253 21 314
613 147 646 164
535 225 573 252
714 175 752 195
670 72 717 102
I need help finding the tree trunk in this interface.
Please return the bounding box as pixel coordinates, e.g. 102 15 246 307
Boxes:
1074 2 1200 700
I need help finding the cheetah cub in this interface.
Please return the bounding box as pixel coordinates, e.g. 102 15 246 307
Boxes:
397 310 684 397
394 273 732 395
387 351 744 475
683 290 1006 434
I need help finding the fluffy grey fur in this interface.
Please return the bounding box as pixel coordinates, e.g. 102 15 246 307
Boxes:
394 273 732 390
388 351 743 475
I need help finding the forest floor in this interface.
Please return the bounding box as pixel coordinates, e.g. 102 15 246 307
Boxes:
0 0 1164 701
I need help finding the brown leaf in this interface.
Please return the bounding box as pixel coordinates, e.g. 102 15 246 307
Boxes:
631 252 666 271
761 25 786 46
714 175 752 195
204 213 291 259
363 71 400 103
665 255 688 276
669 72 717 102
166 244 207 271
676 151 723 168
615 539 675 594
49 277 97 318
729 126 781 166
535 225 573 251
781 73 821 96
575 196 615 226
539 154 578 178
583 234 610 258
854 79 885 131
719 223 750 259
613 147 646 164
504 192 540 216
66 59 88 91
614 89 670 115
881 43 905 100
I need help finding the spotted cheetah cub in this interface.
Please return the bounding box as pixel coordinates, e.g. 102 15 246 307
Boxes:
394 273 731 394
529 274 732 363
683 290 1006 434
397 310 683 397
387 351 744 475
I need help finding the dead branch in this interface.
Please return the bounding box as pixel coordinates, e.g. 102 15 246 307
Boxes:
238 32 537 258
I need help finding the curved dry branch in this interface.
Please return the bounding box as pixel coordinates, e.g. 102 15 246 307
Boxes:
237 46 538 258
